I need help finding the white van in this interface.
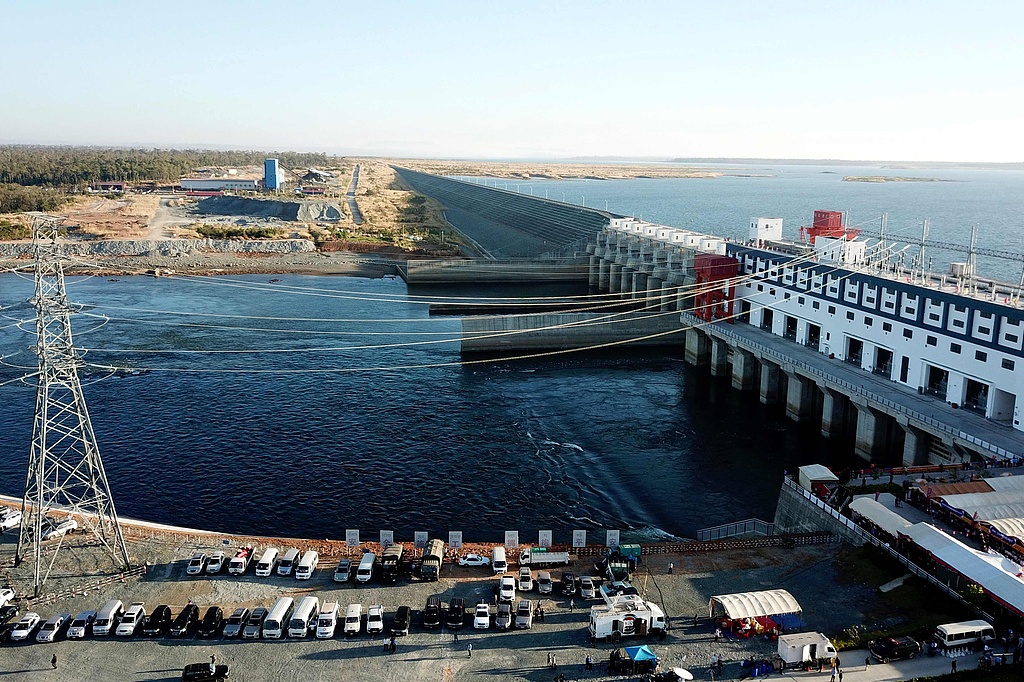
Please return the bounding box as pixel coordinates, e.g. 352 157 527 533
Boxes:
934 620 996 648
254 547 280 577
92 599 124 636
295 550 319 580
492 546 508 574
343 603 362 636
356 553 377 583
289 596 321 638
262 596 295 639
277 547 300 576
316 602 340 639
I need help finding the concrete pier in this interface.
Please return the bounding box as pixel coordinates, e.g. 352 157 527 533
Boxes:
854 402 885 460
785 371 813 422
685 328 710 367
820 388 846 438
759 361 781 405
710 338 730 377
731 349 755 391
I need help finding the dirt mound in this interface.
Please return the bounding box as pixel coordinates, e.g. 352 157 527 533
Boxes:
197 196 342 222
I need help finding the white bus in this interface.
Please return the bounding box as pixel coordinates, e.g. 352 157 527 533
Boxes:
288 596 321 638
262 597 295 639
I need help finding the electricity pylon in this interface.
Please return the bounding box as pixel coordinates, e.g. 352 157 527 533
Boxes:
16 215 130 596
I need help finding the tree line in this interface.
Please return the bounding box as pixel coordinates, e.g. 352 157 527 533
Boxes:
0 145 333 187
0 183 68 214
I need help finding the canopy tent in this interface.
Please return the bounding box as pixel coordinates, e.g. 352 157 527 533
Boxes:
984 518 1024 542
900 523 1024 617
849 497 913 536
939 491 1024 521
987 477 1024 493
708 589 801 620
624 645 658 662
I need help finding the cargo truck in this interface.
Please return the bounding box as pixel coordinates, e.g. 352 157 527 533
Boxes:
381 544 405 584
518 548 571 567
420 539 446 581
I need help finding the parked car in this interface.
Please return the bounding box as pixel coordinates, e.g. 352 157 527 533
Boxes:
494 602 513 630
458 553 491 567
366 605 384 635
498 575 516 603
222 607 249 638
537 571 553 595
197 606 224 638
0 508 21 532
446 598 465 629
116 603 147 636
205 552 226 575
242 607 268 639
561 572 578 596
67 609 95 639
36 612 71 642
41 517 77 540
333 558 353 583
9 612 41 641
391 605 411 637
580 576 597 599
142 605 172 637
0 588 15 608
518 567 533 592
186 553 207 576
170 604 199 637
422 597 442 629
0 605 20 626
514 599 534 629
181 662 230 682
474 602 491 630
869 636 922 663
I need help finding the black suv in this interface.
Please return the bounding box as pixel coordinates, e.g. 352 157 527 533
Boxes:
197 606 224 638
561 572 579 597
869 636 921 663
422 596 442 628
446 598 465 629
142 605 172 637
391 605 411 636
170 604 199 637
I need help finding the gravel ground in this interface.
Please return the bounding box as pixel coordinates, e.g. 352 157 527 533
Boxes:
0 526 890 682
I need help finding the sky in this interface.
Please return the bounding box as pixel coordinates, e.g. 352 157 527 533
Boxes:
2 0 1023 162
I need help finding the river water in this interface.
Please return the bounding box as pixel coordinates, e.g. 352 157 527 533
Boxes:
0 164 1020 542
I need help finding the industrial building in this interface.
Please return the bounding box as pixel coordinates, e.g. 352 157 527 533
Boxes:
265 158 283 190
180 178 258 192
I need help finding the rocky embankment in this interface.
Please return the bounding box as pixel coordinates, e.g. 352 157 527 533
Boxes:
0 238 316 259
197 196 343 222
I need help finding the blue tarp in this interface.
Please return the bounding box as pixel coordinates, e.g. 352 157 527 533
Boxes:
774 613 807 630
625 645 658 662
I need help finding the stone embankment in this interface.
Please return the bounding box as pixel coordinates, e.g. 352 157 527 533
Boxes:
197 196 343 222
0 238 316 259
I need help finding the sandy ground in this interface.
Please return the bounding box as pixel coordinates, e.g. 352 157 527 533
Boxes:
387 158 763 180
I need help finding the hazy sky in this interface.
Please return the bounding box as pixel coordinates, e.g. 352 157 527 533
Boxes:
3 0 1022 161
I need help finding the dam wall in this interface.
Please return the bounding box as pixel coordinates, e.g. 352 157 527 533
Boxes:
461 312 687 353
393 167 614 258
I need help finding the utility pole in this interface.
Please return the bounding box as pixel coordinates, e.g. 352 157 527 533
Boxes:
16 215 130 596
918 219 930 284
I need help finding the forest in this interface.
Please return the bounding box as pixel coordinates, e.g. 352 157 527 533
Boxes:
0 145 333 187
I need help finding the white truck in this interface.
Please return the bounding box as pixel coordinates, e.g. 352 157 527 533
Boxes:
518 548 572 567
588 594 666 642
775 632 838 669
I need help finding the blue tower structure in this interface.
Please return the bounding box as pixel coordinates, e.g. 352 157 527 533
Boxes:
264 158 281 190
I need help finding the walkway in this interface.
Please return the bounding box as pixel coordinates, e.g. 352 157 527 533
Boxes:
690 314 1024 460
347 164 363 225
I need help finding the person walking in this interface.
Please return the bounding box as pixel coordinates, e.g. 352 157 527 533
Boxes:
569 599 574 613
552 653 557 668
51 654 57 670
210 654 216 665
586 654 593 671
715 627 722 641
951 659 957 674
453 631 459 644
839 670 844 682
548 653 553 667
467 643 473 658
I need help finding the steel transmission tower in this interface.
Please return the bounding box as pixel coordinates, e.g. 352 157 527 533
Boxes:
16 215 130 596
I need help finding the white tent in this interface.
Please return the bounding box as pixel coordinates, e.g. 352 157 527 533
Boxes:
708 589 802 619
986 477 1024 493
901 523 1024 617
940 491 1024 521
984 518 1024 541
849 497 913 536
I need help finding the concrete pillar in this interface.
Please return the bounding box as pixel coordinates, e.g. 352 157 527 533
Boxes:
900 421 925 466
609 263 623 294
820 388 845 438
759 361 780 405
854 403 884 461
684 328 710 367
598 258 611 292
659 279 674 312
631 270 648 300
710 338 730 377
785 371 813 422
589 255 601 288
646 275 663 308
731 348 755 391
620 266 635 297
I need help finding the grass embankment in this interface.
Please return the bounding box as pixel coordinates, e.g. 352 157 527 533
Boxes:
828 545 971 650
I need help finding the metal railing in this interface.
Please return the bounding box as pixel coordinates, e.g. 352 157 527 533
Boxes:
696 518 775 542
683 313 1019 460
781 476 994 622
